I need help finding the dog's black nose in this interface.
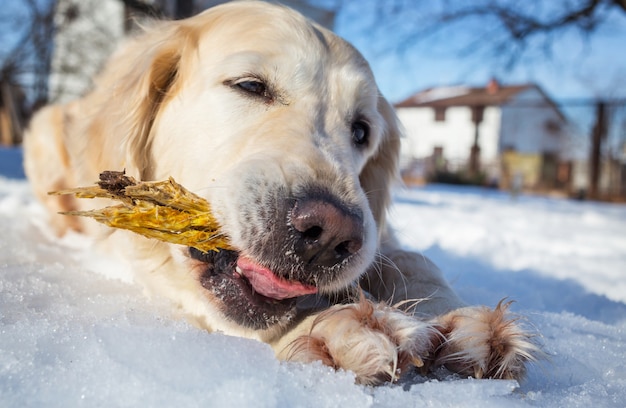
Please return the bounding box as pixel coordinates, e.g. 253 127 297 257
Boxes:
290 197 363 267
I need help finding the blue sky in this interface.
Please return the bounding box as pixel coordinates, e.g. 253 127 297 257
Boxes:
2 0 624 104
328 1 626 104
2 0 624 135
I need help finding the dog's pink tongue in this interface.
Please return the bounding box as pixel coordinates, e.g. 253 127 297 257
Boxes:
236 257 317 300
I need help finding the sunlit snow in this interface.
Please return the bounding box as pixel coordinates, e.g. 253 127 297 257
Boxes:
1 147 625 407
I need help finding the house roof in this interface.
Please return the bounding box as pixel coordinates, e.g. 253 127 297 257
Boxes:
395 80 567 121
395 81 536 108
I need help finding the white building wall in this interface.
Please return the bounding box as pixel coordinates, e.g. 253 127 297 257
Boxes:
397 106 501 168
499 88 567 155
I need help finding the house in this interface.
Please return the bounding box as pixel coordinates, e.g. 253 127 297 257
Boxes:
395 79 576 191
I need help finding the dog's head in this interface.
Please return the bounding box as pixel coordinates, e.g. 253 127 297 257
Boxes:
93 1 401 336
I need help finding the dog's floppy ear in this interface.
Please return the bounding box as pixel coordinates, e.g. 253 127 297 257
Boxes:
92 21 198 180
359 94 402 241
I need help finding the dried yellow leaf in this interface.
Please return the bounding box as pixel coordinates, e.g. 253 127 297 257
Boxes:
50 170 231 252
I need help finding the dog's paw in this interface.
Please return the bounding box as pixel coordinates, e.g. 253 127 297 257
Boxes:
284 298 439 385
432 300 540 380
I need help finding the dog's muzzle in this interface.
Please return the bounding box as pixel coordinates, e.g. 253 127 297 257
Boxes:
192 190 367 330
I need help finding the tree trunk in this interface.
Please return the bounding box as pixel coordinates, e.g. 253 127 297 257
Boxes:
589 101 607 199
468 106 484 176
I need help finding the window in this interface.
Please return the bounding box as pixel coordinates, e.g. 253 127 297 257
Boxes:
471 106 485 124
434 107 446 122
544 119 561 135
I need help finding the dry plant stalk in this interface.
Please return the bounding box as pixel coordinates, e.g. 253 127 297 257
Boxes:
50 170 231 252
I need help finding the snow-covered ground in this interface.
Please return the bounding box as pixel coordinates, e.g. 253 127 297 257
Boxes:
1 146 625 407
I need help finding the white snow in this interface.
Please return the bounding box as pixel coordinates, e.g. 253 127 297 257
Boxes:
1 148 625 407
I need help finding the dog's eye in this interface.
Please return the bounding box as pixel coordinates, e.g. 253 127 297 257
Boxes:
234 79 271 100
351 121 370 147
238 80 265 95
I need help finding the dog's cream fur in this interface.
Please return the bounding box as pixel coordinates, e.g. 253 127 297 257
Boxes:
24 1 538 385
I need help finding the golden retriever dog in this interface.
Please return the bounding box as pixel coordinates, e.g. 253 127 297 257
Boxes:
24 1 538 385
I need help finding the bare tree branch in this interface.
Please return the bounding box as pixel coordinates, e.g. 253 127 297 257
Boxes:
437 0 607 42
0 0 56 109
359 0 626 69
614 0 626 12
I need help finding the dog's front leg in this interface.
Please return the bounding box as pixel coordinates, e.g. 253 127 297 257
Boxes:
430 300 541 380
273 298 439 385
357 235 541 380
